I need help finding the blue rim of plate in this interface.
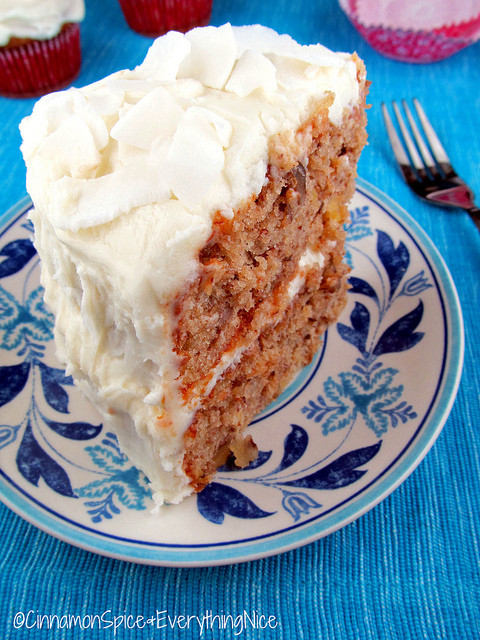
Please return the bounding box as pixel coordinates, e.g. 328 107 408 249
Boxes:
0 178 464 566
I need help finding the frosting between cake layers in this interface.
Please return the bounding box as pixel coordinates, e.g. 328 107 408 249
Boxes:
287 248 326 300
0 0 85 45
21 24 362 505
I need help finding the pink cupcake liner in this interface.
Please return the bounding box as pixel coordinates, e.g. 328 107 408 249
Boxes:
340 0 480 62
351 19 478 63
118 0 213 37
0 22 81 98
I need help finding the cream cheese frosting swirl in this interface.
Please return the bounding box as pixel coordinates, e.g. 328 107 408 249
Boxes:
0 0 85 45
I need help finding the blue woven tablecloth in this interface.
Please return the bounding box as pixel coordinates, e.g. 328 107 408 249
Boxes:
1 0 479 637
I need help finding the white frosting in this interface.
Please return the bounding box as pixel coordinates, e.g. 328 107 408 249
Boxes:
202 346 249 400
340 0 480 32
21 24 361 506
288 248 326 300
0 0 84 45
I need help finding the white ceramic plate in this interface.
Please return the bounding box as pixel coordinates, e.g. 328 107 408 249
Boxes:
0 179 463 566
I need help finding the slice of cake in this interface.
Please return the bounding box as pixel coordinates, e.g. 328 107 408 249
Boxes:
20 24 368 506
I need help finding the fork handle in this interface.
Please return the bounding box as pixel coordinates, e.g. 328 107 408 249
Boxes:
468 207 480 233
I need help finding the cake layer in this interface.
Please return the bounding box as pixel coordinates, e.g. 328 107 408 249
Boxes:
178 94 365 487
20 24 367 506
183 244 351 489
175 90 366 398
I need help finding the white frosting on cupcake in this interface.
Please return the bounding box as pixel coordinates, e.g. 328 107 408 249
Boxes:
20 24 362 506
0 0 84 45
340 0 480 32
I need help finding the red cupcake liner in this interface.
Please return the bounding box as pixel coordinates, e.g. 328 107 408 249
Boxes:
118 0 213 37
0 22 81 98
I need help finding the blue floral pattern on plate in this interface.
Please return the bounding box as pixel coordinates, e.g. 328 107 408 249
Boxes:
0 180 463 566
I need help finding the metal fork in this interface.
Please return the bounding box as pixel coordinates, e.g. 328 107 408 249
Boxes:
382 98 480 232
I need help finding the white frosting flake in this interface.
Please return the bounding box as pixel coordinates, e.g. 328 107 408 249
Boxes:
20 24 361 506
288 248 326 300
0 0 85 45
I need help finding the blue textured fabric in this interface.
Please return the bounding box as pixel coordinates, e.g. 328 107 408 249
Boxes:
1 0 479 637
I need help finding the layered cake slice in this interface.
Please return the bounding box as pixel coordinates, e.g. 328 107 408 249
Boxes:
20 24 368 506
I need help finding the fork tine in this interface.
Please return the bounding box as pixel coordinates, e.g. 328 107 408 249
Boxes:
402 99 438 173
413 98 451 167
383 98 480 230
381 102 411 169
392 101 425 173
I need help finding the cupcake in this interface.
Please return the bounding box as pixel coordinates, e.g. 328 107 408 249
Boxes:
0 0 85 98
339 0 480 62
117 0 213 37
